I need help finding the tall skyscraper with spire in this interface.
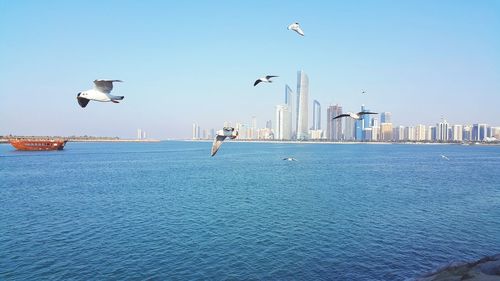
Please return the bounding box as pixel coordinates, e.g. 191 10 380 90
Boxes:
312 100 321 130
296 70 309 140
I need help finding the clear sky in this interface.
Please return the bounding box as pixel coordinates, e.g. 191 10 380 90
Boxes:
1 0 499 139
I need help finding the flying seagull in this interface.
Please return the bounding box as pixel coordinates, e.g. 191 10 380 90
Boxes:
332 111 378 120
254 75 278 86
211 127 238 157
440 154 450 160
361 89 367 94
283 157 298 161
77 79 124 108
287 22 304 36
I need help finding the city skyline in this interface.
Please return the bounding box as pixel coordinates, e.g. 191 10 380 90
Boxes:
1 1 499 139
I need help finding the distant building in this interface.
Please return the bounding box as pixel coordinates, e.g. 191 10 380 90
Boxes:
265 120 272 129
380 123 393 141
344 117 356 140
371 126 379 141
394 126 404 141
436 119 449 142
192 124 198 139
472 124 488 141
312 100 321 130
452 125 463 141
415 124 426 141
404 126 415 141
137 128 143 140
275 105 292 140
326 104 342 141
363 128 372 141
296 70 309 140
462 125 472 141
380 112 392 124
490 127 500 139
428 126 437 141
309 129 323 140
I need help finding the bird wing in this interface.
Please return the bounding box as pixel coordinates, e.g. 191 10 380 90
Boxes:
211 135 227 156
359 111 378 115
332 114 350 120
265 75 278 79
93 79 122 94
295 27 305 36
254 79 262 86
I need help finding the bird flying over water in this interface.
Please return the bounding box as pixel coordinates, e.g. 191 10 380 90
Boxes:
332 111 378 120
287 22 305 36
211 127 238 156
254 75 278 86
283 157 298 161
77 80 124 108
440 154 450 160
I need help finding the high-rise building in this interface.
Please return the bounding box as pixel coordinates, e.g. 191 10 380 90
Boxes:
380 123 393 141
394 126 405 141
371 126 379 141
344 117 356 140
436 119 449 141
415 125 426 141
137 128 142 140
463 125 472 141
472 124 488 141
312 100 321 130
355 119 363 140
296 70 309 140
404 126 415 141
452 125 463 141
428 126 437 141
490 127 500 139
380 112 392 124
192 123 198 139
275 105 292 140
326 104 343 141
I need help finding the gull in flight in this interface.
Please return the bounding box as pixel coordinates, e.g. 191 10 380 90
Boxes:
287 22 305 36
77 80 124 108
332 111 378 120
361 89 367 94
440 154 450 160
283 157 298 161
211 127 238 157
254 75 278 86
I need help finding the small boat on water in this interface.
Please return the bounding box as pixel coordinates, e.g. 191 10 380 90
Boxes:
9 139 67 151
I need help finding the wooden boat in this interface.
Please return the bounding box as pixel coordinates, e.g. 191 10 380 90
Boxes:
9 139 67 151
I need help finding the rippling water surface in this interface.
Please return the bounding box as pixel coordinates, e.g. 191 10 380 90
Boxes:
1 141 499 280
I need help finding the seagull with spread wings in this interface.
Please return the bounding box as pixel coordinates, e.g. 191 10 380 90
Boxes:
77 79 124 108
254 75 278 86
211 127 238 157
332 111 378 120
287 22 305 36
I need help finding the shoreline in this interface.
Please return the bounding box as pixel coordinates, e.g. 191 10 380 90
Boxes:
182 139 500 146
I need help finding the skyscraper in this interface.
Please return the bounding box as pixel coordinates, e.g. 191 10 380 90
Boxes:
275 105 292 140
296 70 309 140
312 100 321 130
380 123 393 141
437 119 449 141
380 112 392 124
326 104 342 141
344 117 356 140
415 124 427 141
472 124 488 141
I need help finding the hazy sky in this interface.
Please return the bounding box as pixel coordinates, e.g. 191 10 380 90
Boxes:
1 0 499 139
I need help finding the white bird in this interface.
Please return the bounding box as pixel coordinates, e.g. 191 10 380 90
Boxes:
77 79 124 108
283 157 298 161
254 75 278 86
211 127 238 156
287 22 305 36
440 154 450 160
332 111 378 120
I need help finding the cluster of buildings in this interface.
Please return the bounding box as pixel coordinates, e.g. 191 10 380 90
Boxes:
193 71 499 143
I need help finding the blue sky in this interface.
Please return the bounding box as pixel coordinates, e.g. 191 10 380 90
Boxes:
1 0 499 139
